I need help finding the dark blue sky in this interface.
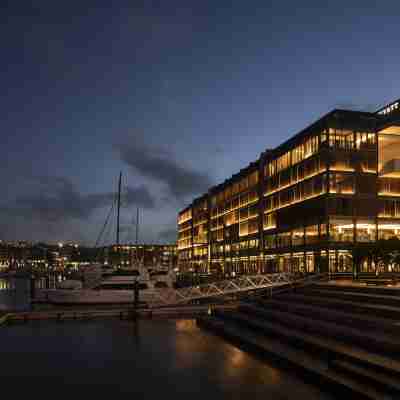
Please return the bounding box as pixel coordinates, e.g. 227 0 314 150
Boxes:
1 1 400 245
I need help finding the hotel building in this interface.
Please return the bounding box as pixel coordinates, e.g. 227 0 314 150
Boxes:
178 99 400 276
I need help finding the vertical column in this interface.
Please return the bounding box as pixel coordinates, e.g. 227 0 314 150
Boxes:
258 154 266 273
375 128 379 243
206 195 211 275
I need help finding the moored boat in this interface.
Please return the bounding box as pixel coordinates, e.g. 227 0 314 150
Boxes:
43 267 176 305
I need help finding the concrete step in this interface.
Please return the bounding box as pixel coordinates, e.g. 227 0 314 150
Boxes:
330 359 400 398
198 316 389 400
298 288 400 308
213 309 400 380
239 303 400 358
279 292 400 319
315 283 400 297
256 298 400 335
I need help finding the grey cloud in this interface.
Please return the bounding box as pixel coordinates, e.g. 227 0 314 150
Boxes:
1 176 157 223
12 177 112 221
124 185 156 209
117 142 213 200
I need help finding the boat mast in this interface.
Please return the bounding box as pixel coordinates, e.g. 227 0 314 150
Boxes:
116 171 122 247
135 207 139 266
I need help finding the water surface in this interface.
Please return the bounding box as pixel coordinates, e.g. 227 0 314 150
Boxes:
1 278 332 398
0 318 333 399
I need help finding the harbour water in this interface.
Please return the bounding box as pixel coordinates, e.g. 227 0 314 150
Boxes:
0 277 31 311
0 278 332 399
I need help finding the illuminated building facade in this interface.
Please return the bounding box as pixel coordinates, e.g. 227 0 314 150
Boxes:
178 99 400 276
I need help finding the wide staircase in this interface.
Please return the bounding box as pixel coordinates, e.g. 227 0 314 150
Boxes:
197 282 400 399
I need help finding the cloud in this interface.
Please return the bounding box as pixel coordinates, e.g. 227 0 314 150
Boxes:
117 141 213 200
1 176 156 223
124 185 156 209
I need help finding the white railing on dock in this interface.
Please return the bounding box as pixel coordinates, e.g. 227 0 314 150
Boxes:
149 272 317 306
33 272 327 307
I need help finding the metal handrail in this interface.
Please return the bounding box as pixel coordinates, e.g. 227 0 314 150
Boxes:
149 272 299 306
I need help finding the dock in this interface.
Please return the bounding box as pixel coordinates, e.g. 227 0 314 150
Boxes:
0 304 238 325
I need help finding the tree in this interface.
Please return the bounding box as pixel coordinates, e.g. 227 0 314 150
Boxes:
350 245 368 279
370 238 400 274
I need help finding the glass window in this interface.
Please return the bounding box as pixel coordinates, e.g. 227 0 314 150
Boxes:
248 171 259 187
264 234 275 249
292 253 305 273
378 131 400 176
378 224 400 240
329 173 354 194
329 129 354 150
276 232 291 248
356 221 375 243
239 221 249 237
239 207 249 221
263 213 276 230
356 132 376 150
305 225 319 244
240 193 249 206
306 253 315 273
239 240 248 250
378 200 400 217
329 219 353 242
248 219 259 235
249 239 259 249
292 227 304 246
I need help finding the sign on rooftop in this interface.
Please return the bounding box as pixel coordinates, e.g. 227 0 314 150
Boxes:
377 100 400 116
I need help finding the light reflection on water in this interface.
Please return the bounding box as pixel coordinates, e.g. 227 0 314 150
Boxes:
0 319 333 399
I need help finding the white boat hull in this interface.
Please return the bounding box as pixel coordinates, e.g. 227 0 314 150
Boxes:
44 288 163 305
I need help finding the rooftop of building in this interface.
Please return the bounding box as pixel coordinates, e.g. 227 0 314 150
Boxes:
178 99 400 215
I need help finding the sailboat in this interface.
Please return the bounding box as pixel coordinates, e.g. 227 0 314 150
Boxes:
44 172 176 305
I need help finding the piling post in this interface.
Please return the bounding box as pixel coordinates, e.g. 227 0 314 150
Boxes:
132 278 139 321
30 275 36 302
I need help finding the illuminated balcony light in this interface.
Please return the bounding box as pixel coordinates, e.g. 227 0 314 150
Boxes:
378 192 400 197
378 223 400 229
330 167 355 172
263 224 276 231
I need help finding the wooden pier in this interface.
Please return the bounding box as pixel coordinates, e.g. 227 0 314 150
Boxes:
0 304 238 325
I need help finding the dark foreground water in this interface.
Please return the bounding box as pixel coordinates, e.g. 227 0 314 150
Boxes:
0 319 333 399
0 279 332 399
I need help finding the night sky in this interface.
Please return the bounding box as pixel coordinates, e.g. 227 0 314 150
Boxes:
2 1 400 245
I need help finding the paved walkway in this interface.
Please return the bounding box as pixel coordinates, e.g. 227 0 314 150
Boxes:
318 279 400 290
